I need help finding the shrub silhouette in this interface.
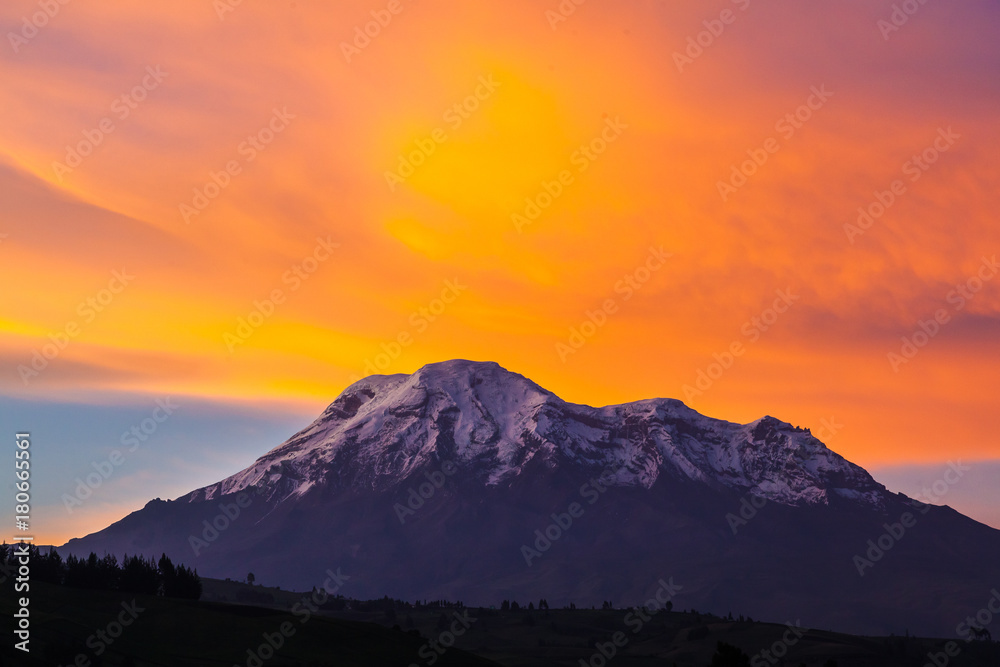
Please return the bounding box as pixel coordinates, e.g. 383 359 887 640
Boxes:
710 641 751 667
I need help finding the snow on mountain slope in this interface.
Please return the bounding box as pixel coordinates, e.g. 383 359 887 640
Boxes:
185 360 886 508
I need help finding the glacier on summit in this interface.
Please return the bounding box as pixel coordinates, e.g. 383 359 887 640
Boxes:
187 360 886 509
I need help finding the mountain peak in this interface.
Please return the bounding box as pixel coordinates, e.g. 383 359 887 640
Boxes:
409 359 553 396
339 360 551 404
416 358 505 376
185 360 887 509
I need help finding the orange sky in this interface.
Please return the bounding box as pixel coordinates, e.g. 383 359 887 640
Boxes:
2 1 999 543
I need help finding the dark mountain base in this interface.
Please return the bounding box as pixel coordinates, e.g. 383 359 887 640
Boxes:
62 470 1000 638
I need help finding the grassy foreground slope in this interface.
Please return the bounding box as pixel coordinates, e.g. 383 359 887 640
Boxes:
199 580 1000 667
1 581 500 666
5 577 999 666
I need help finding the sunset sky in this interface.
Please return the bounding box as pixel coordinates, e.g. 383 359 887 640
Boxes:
2 0 998 545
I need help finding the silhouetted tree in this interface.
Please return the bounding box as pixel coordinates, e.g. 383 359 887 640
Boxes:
710 641 751 667
64 554 87 587
172 564 202 599
121 554 158 594
158 554 176 594
247 572 255 585
5 546 199 599
98 553 120 589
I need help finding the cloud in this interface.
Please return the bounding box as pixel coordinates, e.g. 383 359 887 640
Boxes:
872 460 1000 530
1 1 998 541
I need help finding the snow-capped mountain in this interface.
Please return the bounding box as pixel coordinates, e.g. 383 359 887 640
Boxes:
187 359 885 508
62 360 1000 637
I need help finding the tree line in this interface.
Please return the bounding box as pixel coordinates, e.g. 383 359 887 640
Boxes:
0 544 201 599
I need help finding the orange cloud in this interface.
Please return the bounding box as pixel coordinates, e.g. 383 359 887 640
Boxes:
1 0 998 516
